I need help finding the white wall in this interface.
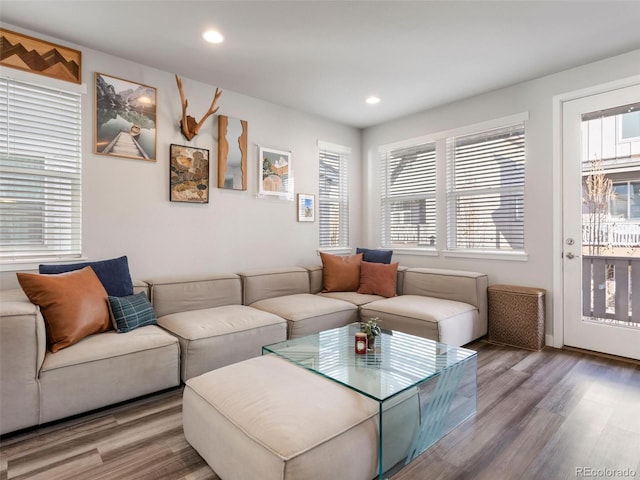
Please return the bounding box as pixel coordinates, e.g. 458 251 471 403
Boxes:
361 49 640 337
0 24 361 288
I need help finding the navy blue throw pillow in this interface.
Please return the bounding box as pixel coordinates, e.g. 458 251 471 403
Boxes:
108 292 157 333
356 248 393 264
39 256 134 297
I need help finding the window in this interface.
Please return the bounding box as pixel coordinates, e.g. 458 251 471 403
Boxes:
611 181 640 220
318 141 349 248
446 123 525 251
620 108 640 142
0 77 82 264
380 142 436 248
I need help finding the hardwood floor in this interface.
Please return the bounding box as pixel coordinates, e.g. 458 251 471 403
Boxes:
2 340 639 480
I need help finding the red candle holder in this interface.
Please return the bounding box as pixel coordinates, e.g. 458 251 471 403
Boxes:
355 332 367 354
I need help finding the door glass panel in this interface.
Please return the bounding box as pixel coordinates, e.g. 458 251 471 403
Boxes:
581 103 640 329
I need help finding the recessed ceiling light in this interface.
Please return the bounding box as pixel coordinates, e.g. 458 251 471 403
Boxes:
203 30 224 44
366 96 381 105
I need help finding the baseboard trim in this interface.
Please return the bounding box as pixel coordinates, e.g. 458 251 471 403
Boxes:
545 334 554 348
561 345 640 366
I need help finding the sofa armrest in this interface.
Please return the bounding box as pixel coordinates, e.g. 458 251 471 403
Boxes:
402 267 488 325
306 265 323 294
0 289 45 433
132 279 149 296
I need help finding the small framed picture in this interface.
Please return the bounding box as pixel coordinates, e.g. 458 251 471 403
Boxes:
297 194 315 222
259 146 292 199
170 144 210 203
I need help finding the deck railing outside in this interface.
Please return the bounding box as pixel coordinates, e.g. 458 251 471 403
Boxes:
582 221 640 248
582 255 640 325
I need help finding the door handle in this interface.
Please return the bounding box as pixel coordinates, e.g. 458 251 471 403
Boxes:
566 252 577 259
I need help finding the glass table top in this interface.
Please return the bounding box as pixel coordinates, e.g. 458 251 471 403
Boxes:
262 323 477 402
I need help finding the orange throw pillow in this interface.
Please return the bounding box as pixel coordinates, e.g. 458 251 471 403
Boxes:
320 252 363 292
17 266 112 352
358 261 399 298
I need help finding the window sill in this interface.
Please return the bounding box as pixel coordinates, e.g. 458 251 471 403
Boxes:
317 247 352 256
442 250 529 261
390 248 439 257
0 256 87 272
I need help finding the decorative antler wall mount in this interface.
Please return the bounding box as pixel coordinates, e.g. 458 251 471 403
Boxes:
175 74 222 141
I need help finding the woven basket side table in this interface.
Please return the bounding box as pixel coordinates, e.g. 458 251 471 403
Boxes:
487 284 546 351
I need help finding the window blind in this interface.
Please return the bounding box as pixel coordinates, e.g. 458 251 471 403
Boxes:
380 142 436 248
446 123 525 251
0 77 82 262
319 142 349 248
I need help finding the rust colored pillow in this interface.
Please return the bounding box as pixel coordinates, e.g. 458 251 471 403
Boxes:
17 266 112 352
320 252 363 292
358 261 399 298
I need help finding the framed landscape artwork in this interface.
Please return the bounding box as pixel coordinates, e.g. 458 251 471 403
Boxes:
0 28 82 84
259 146 292 199
170 144 210 203
95 72 157 161
297 194 315 222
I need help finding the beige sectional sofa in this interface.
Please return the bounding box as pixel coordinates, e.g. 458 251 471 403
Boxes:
0 263 488 436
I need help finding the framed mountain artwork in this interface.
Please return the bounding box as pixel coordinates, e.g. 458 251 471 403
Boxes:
0 28 81 84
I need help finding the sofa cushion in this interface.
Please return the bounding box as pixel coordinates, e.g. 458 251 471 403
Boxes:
361 295 478 346
17 267 112 352
39 325 179 423
356 247 393 264
250 293 358 338
320 252 363 292
147 274 242 317
238 267 310 305
108 292 158 333
157 304 287 381
39 255 133 297
318 291 384 306
358 261 398 298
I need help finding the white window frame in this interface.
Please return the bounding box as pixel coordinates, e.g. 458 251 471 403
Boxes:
0 75 83 270
377 112 529 261
318 141 350 251
618 106 640 143
610 180 640 220
446 122 527 256
379 138 437 252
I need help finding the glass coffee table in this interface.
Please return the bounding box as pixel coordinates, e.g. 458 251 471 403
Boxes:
262 323 477 479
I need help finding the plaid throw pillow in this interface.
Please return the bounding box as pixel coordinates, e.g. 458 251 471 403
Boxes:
108 292 157 333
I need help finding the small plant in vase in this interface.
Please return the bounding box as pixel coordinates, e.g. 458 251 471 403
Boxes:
360 317 381 351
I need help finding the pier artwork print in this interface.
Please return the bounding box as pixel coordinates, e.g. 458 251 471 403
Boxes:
95 73 157 161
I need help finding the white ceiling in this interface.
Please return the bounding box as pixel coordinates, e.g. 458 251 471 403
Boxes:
2 1 640 128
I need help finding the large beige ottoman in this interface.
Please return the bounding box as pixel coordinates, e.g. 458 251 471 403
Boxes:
183 355 419 480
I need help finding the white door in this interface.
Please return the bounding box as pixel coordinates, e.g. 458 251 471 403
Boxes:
562 84 640 360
